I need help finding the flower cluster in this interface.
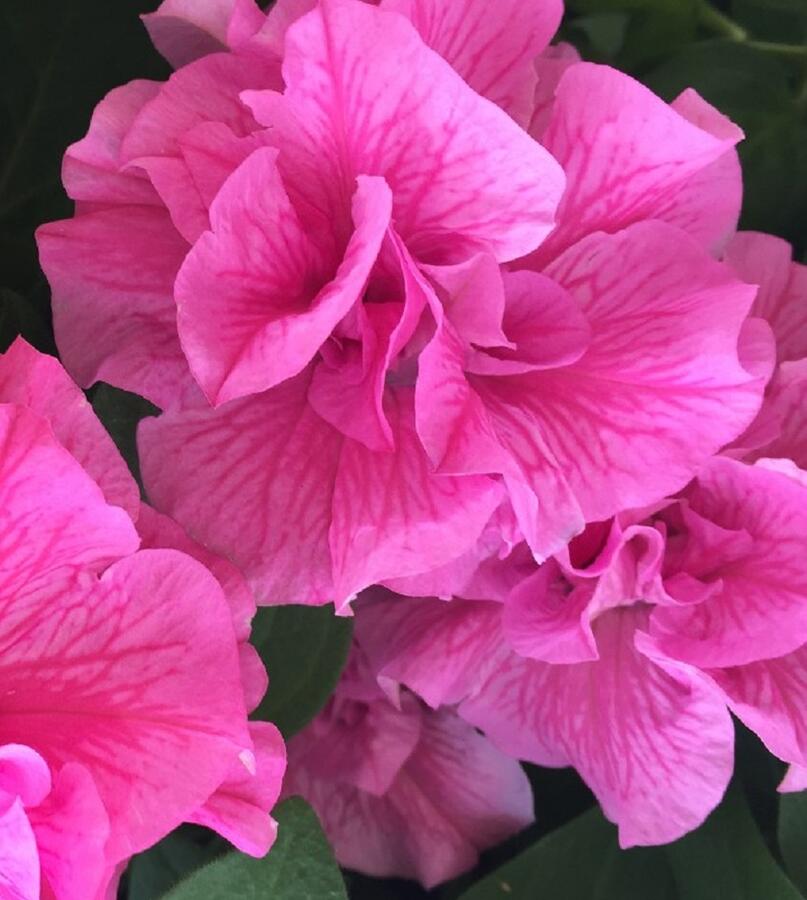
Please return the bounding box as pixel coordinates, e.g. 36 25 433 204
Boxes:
27 0 807 891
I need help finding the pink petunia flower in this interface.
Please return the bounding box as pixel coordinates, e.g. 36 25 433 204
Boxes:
357 454 807 847
37 0 768 609
282 645 533 887
0 338 284 898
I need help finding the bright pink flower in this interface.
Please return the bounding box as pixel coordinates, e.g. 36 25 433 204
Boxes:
39 0 568 607
358 456 807 846
283 648 533 887
0 339 284 897
39 0 766 606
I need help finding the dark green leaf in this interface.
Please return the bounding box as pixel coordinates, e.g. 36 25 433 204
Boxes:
0 288 52 354
250 605 353 737
731 0 807 43
458 807 676 900
565 0 698 68
665 785 801 900
91 383 158 489
779 791 807 895
164 797 348 900
126 828 226 900
0 0 168 297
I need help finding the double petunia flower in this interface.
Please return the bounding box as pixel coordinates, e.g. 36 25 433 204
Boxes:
24 0 807 890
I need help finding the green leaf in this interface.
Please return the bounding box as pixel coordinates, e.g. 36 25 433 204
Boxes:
564 0 698 68
164 797 348 900
779 791 807 895
665 785 802 900
250 605 353 737
126 828 226 900
731 0 807 43
0 288 53 354
91 383 158 489
458 807 676 899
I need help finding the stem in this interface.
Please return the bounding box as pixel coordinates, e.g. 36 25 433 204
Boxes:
698 3 748 42
745 40 807 61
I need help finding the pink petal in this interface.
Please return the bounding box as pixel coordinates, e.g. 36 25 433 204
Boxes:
177 146 392 405
0 798 39 900
0 404 139 598
423 252 510 349
139 370 342 606
135 503 255 641
309 230 428 451
36 206 198 410
120 53 280 164
0 550 250 862
0 339 139 519
524 64 743 267
381 0 562 124
356 591 506 708
398 707 533 876
649 89 742 256
479 222 768 549
465 270 591 376
132 156 210 245
189 722 286 856
330 388 501 606
62 81 161 209
780 765 807 793
142 0 265 68
288 692 422 797
28 764 109 900
255 0 317 56
461 610 734 846
286 704 532 888
416 308 584 557
178 121 276 211
245 0 564 262
382 511 533 602
744 359 807 468
503 563 597 664
0 745 51 808
528 42 580 141
725 231 807 363
707 646 807 776
651 457 807 668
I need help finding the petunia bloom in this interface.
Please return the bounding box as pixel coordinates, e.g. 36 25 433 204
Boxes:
36 0 772 610
0 338 284 898
282 646 533 887
357 455 807 847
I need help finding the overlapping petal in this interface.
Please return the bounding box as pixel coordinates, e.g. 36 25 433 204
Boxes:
461 610 734 847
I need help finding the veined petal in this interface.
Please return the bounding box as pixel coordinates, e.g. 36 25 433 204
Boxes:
651 458 807 667
381 0 562 124
0 339 139 519
0 404 139 598
177 147 392 405
461 609 734 847
0 550 249 862
523 64 742 267
245 0 564 262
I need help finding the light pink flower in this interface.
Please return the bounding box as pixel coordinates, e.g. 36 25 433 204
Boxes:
283 648 533 887
38 0 767 607
358 456 807 846
0 339 284 897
